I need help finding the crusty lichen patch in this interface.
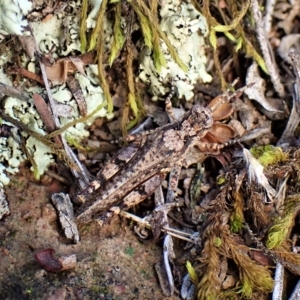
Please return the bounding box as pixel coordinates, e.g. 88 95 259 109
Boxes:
139 0 212 100
0 0 111 184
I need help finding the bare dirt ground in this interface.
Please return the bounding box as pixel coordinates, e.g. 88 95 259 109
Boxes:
0 166 175 300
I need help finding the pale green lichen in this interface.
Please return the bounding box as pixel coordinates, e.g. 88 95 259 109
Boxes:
139 0 212 100
0 0 113 184
0 0 32 36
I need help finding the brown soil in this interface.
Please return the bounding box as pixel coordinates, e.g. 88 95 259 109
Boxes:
0 167 177 300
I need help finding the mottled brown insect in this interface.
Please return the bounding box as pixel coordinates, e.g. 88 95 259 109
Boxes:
75 85 250 222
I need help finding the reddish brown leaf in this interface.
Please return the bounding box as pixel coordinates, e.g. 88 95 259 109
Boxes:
250 249 274 266
34 248 63 272
33 93 56 132
44 52 95 85
66 75 87 116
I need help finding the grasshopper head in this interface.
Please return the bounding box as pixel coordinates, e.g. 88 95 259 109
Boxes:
186 105 214 135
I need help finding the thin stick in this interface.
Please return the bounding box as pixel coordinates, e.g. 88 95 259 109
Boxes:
119 210 197 243
251 0 285 98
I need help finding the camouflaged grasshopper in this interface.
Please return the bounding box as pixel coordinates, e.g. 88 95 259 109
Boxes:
75 85 250 222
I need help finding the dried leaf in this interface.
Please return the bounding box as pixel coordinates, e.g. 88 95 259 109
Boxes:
66 75 87 116
44 52 95 85
35 249 63 272
33 93 56 132
245 63 282 113
250 250 273 266
69 57 87 77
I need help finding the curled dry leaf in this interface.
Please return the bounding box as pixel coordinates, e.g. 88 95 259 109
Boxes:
196 123 236 154
34 248 76 272
245 63 285 114
34 248 63 272
44 52 95 85
204 124 236 144
250 249 274 266
66 75 87 116
33 93 56 132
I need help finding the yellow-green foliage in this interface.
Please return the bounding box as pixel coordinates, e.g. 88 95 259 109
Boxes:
230 192 245 233
65 133 86 151
250 145 287 167
196 193 273 300
109 2 125 66
132 3 153 48
197 0 267 90
197 237 223 300
197 230 273 300
79 0 187 130
186 261 199 284
216 176 226 185
221 232 273 298
79 0 88 52
266 196 300 249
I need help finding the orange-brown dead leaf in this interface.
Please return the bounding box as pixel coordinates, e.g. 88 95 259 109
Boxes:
7 66 45 86
66 75 87 116
44 52 95 85
250 250 274 267
32 93 62 146
33 93 56 132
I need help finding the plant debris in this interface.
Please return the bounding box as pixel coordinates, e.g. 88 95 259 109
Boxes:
1 0 300 299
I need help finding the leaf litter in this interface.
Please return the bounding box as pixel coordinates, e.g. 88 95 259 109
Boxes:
0 1 300 299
